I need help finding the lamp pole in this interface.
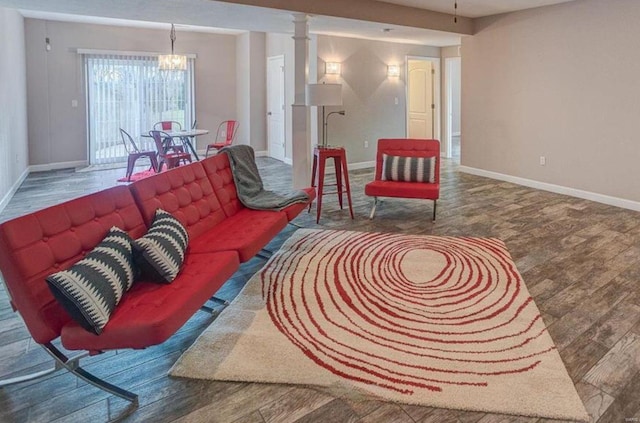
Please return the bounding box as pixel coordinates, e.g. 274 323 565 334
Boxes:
325 110 346 148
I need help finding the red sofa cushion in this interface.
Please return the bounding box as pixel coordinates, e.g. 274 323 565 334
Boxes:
0 186 147 344
189 208 287 262
129 162 227 240
60 251 239 351
201 154 315 222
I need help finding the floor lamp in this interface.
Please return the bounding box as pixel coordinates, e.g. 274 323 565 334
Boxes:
306 83 344 148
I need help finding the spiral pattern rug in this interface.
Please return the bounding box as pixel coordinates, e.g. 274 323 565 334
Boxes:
170 229 588 421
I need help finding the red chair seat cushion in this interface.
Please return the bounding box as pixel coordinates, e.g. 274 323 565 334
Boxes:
60 251 239 351
189 208 287 262
207 142 226 150
364 180 440 200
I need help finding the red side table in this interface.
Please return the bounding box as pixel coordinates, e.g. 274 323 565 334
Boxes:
310 146 355 223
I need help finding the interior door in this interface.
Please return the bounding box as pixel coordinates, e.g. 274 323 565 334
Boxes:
407 59 434 139
267 55 286 161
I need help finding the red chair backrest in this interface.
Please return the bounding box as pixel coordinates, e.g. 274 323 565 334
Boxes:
374 139 440 183
216 120 239 146
161 121 172 131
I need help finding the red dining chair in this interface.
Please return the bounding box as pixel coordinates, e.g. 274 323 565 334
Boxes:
205 120 239 157
119 129 158 181
149 130 192 171
153 121 183 131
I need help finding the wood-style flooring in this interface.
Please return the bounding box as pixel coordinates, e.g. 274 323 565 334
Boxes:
1 158 639 423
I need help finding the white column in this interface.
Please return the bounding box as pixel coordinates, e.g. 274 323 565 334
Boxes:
291 13 311 189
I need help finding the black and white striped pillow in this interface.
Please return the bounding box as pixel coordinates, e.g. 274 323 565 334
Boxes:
133 209 189 283
381 154 436 183
46 227 136 335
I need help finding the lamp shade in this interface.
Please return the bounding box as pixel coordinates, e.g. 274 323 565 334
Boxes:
306 83 343 106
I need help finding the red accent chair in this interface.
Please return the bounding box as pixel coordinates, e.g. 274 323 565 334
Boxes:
149 130 192 171
205 120 239 157
364 138 440 221
119 128 158 181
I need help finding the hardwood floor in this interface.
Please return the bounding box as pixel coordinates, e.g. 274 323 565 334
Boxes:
1 158 639 423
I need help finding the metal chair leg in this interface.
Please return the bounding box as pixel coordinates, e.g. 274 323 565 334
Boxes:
432 200 437 222
369 197 378 219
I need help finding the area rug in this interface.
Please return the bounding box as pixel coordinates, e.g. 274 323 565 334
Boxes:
116 169 159 183
170 229 588 421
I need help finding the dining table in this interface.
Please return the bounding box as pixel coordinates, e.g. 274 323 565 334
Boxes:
162 129 209 161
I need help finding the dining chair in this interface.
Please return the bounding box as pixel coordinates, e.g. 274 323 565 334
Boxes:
153 121 183 131
205 120 239 157
149 130 192 171
119 128 158 181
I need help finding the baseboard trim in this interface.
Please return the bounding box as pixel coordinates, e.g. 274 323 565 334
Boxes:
0 167 30 214
254 150 268 158
459 165 640 212
29 160 88 172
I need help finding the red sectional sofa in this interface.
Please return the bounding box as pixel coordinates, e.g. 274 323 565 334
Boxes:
0 152 315 404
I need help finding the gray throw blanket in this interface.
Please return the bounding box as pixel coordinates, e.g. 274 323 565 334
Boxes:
220 145 309 211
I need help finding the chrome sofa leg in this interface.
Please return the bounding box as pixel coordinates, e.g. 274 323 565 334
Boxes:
369 197 378 219
0 343 138 405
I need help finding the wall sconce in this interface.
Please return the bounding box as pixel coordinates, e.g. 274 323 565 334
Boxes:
325 62 341 75
387 65 400 78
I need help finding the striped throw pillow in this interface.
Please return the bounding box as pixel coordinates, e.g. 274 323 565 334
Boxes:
46 227 136 335
381 154 436 183
133 209 189 283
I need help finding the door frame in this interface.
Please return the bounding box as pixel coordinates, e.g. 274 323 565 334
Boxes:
405 56 441 148
267 54 286 161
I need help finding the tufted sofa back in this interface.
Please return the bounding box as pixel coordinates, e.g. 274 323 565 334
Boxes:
128 161 227 241
374 139 440 183
200 154 243 217
0 186 147 344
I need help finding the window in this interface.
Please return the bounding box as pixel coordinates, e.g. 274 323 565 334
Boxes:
85 54 194 164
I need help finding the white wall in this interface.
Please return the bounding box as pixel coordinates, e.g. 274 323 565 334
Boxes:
462 0 640 204
0 7 29 213
25 19 238 166
316 35 440 164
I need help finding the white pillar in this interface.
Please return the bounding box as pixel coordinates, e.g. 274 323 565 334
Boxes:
291 13 311 189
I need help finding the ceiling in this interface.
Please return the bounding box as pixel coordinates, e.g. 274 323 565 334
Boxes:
3 0 579 46
377 0 578 19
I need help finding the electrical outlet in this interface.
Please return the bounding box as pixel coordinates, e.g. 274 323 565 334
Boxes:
394 97 399 105
364 140 369 148
539 156 546 166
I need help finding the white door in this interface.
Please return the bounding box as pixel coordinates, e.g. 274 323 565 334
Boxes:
407 59 435 139
267 55 286 161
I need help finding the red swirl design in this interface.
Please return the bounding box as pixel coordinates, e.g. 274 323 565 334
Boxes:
261 230 555 395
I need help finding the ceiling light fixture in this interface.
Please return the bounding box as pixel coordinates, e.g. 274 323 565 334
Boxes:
454 1 458 24
158 24 187 71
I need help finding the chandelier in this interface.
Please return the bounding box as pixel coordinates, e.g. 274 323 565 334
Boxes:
158 24 187 71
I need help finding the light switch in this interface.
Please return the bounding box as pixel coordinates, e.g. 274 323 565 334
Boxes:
71 100 78 108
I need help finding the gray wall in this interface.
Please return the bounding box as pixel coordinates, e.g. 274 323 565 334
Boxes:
24 19 238 166
462 0 640 203
316 35 440 164
0 7 29 211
